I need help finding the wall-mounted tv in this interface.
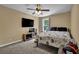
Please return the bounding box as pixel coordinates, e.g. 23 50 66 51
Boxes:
22 18 34 27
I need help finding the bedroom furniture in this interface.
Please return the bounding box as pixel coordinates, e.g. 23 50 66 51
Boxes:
36 31 71 48
22 28 37 41
50 27 57 31
26 33 32 39
22 34 26 41
22 33 32 41
50 27 67 31
35 27 71 48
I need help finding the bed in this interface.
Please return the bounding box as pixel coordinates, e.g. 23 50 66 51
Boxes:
35 27 71 48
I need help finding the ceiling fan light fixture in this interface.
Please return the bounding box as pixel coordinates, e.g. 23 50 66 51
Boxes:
27 4 49 16
35 10 42 15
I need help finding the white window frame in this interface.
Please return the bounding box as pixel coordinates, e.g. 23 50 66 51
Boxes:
42 17 49 32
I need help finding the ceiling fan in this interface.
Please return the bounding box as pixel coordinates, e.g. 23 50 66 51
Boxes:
27 4 50 15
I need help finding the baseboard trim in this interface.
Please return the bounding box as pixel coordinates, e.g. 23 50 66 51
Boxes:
0 40 22 47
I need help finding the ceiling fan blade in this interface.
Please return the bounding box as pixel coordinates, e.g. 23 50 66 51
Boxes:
41 9 50 11
27 8 36 10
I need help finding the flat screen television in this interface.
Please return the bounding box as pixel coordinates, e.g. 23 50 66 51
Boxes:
22 18 34 27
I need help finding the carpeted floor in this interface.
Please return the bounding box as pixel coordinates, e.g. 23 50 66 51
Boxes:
0 39 58 54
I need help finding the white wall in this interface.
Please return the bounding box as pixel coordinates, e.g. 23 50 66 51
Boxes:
50 12 71 29
71 5 79 44
0 5 39 46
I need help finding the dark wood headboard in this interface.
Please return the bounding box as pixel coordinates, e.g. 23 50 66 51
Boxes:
50 27 57 31
50 27 68 31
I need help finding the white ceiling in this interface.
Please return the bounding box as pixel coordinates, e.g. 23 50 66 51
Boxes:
2 4 72 17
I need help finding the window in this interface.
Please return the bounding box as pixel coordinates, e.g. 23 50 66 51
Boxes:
42 17 49 32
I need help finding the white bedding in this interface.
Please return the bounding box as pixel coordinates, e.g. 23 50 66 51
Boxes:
37 31 71 48
38 31 71 40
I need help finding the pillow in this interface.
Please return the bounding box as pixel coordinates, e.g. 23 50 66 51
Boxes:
58 27 67 31
50 27 57 31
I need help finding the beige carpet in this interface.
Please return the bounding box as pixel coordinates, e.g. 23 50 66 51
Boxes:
0 39 58 54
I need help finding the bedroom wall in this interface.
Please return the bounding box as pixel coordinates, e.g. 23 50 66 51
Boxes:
71 5 79 44
0 5 39 46
50 12 71 29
